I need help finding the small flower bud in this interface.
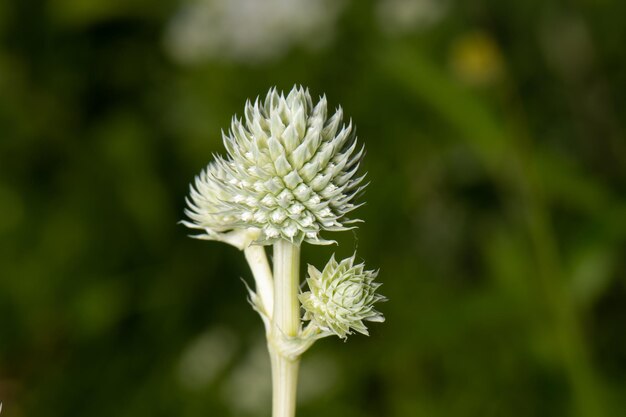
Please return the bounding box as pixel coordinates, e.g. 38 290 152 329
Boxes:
299 254 385 339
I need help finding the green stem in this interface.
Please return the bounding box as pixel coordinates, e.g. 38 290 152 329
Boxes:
269 240 301 417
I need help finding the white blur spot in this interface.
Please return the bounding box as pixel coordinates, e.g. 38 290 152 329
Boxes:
177 327 237 390
221 340 271 414
377 0 448 35
165 0 347 64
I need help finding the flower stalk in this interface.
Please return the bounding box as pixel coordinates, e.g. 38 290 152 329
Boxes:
269 241 301 417
183 86 385 417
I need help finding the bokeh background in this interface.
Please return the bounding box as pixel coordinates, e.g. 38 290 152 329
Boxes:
1 0 625 416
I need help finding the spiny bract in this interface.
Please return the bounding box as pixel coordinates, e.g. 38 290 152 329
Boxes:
299 254 385 339
184 85 366 245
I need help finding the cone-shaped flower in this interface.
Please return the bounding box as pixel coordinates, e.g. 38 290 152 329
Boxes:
183 85 366 246
299 254 385 339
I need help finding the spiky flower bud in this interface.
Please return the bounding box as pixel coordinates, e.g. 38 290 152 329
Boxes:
299 254 385 339
183 85 366 246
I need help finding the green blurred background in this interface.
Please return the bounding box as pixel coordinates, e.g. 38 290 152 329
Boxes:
1 0 625 416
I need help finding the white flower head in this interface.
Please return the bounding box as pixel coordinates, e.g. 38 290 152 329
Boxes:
299 254 385 339
183 85 367 246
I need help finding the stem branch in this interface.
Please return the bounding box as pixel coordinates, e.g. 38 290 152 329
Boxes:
244 245 274 318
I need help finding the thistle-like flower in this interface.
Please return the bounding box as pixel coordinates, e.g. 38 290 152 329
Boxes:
183 85 383 417
183 86 365 246
300 254 385 339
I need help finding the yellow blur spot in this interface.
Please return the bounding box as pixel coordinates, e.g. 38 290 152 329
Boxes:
450 31 503 86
